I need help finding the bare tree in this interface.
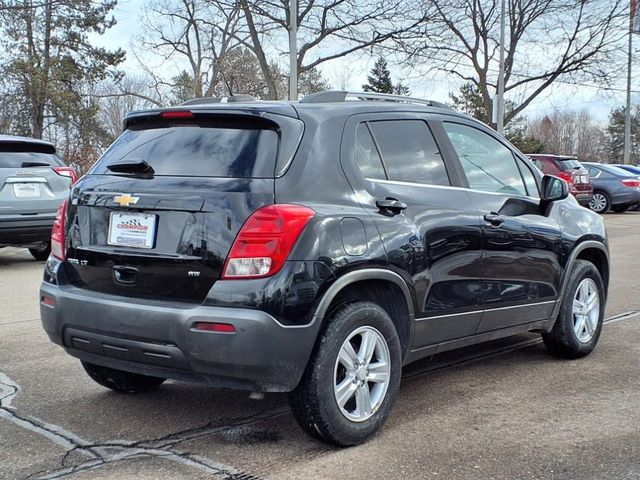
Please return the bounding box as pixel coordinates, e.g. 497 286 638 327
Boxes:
96 75 162 143
398 0 626 125
526 110 607 162
233 0 423 99
138 0 246 100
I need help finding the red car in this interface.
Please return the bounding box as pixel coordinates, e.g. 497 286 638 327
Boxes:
529 154 593 206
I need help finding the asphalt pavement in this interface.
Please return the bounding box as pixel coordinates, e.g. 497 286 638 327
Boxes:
1 212 639 480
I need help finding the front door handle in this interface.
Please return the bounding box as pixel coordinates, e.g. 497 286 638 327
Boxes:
483 212 505 226
376 197 407 214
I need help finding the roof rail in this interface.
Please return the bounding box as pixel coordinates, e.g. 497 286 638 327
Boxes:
180 95 256 106
299 90 451 109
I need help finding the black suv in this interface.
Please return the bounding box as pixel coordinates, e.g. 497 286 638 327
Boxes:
40 91 609 446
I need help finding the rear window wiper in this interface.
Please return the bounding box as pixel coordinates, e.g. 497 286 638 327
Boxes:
106 160 155 175
21 161 51 167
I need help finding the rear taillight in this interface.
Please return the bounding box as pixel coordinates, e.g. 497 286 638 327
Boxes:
621 179 640 188
556 172 574 185
51 200 68 260
222 204 315 279
53 166 78 184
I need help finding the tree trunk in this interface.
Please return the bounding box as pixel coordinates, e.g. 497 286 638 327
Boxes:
239 0 279 100
33 0 53 138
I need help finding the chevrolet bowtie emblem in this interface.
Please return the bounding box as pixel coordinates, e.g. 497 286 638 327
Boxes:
113 194 140 207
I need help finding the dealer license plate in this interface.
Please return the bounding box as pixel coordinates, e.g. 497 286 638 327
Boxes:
13 183 41 197
108 211 157 249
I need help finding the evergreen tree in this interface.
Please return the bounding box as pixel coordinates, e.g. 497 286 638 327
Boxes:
506 129 545 154
170 71 198 104
394 82 411 96
449 82 491 124
606 106 640 164
0 1 124 140
299 67 331 97
450 82 545 153
362 57 393 94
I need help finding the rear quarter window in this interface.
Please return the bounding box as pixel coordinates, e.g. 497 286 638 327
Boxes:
92 125 278 178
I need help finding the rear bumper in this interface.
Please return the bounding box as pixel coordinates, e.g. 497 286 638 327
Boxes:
40 281 321 392
572 192 593 206
0 216 54 246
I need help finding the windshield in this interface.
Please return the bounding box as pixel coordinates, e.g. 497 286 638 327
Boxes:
91 125 278 178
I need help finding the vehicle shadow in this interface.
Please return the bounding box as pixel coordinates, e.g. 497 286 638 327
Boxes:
38 331 557 475
0 247 40 267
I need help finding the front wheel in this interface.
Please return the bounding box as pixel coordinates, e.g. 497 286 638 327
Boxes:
542 260 605 359
290 301 402 446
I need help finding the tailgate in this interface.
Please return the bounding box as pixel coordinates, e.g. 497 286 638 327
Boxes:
62 109 301 303
65 175 274 303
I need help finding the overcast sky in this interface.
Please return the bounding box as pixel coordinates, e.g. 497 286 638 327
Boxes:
92 0 638 125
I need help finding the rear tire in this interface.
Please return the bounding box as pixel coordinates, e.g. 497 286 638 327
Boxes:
29 243 50 261
588 191 610 214
82 362 166 393
290 301 402 446
542 260 605 359
611 205 630 213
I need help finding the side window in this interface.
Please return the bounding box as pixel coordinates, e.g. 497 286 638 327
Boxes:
355 123 386 179
517 158 539 198
587 167 600 178
368 120 450 186
443 122 526 196
530 158 542 171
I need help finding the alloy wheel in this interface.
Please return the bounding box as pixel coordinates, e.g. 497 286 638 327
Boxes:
589 193 607 213
333 326 391 422
572 278 600 343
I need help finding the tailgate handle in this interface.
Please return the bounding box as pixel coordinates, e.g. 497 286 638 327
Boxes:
112 266 138 285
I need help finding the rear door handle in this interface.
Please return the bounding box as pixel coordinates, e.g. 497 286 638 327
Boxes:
483 212 505 226
376 197 407 214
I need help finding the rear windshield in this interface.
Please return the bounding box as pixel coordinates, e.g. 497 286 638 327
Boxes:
91 125 278 178
0 151 63 168
557 158 582 170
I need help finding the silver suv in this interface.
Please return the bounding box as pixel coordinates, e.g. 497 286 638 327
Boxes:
0 135 76 260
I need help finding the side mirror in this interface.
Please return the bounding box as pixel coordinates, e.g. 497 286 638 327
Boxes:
540 175 569 202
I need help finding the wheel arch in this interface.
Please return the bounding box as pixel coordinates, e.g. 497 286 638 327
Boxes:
312 269 416 359
551 240 610 322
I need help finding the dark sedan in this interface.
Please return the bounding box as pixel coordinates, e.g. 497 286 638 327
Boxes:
583 162 640 213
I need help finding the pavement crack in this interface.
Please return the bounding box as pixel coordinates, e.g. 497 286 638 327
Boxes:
0 371 264 480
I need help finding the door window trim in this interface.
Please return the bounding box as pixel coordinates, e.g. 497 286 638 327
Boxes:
437 119 543 199
343 112 465 188
366 118 452 186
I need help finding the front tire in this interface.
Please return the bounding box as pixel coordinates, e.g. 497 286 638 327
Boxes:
542 260 605 359
290 301 402 446
82 362 166 393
